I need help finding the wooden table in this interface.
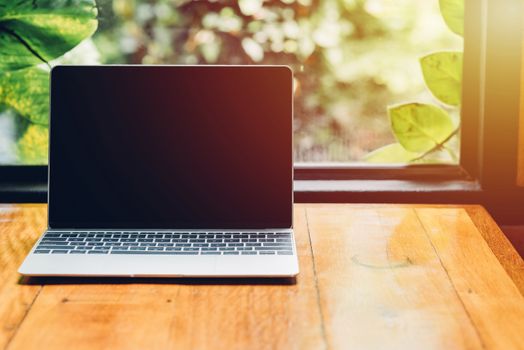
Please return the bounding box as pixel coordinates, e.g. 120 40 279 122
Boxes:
1 204 523 350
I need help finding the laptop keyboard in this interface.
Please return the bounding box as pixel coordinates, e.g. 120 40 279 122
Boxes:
33 231 294 255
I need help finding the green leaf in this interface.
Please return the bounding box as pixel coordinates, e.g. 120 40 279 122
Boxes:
420 51 463 106
365 143 420 163
389 103 455 153
439 0 464 36
17 124 48 164
0 67 49 125
0 0 98 71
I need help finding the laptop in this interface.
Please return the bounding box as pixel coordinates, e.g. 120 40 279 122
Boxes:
19 65 298 277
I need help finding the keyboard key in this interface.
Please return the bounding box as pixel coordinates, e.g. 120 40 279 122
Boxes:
34 250 51 254
241 251 257 255
38 245 71 250
51 250 69 254
110 251 198 255
262 246 293 251
223 251 240 255
218 247 235 251
193 243 209 248
43 237 67 242
258 251 276 255
40 241 68 246
88 250 108 254
147 247 165 251
277 251 294 255
274 233 292 237
262 243 293 247
45 233 61 238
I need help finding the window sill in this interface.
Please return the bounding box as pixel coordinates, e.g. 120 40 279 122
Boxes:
295 179 481 193
2 179 524 224
0 182 47 203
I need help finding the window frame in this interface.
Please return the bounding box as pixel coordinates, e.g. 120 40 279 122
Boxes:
2 0 524 224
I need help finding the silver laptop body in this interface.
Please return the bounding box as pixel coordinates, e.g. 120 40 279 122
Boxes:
19 65 298 277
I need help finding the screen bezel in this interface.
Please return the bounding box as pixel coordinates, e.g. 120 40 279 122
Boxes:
47 65 294 230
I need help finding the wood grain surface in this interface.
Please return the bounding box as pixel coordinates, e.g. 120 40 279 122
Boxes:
0 204 523 350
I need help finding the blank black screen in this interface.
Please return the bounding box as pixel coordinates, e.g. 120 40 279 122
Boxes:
49 66 292 229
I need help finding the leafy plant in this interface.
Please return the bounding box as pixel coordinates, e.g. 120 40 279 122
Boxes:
0 0 98 164
366 0 464 164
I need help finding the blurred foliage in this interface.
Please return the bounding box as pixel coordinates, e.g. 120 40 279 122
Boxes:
0 0 98 164
366 0 463 163
92 0 463 163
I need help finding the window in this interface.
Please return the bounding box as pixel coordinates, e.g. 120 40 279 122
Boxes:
1 0 524 224
0 0 463 165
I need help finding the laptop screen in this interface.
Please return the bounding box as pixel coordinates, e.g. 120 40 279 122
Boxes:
48 66 292 229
